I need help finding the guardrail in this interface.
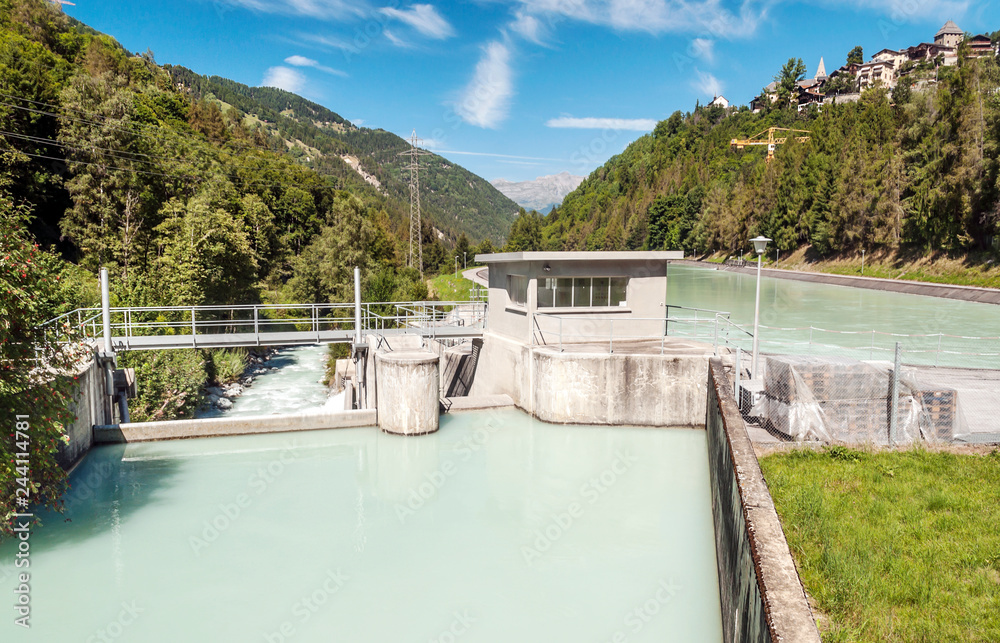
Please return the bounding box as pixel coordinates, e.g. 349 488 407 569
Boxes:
532 312 723 355
39 301 487 350
669 321 1000 370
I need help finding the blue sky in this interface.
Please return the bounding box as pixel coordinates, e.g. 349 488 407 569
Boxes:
64 0 997 183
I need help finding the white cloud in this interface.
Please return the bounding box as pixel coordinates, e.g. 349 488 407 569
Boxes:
351 118 365 126
218 0 366 20
692 68 723 98
380 4 454 39
384 29 412 48
284 55 348 76
298 33 359 51
691 37 714 64
545 116 657 131
454 41 514 129
261 66 307 92
509 10 546 44
405 136 446 149
817 0 969 21
513 0 765 38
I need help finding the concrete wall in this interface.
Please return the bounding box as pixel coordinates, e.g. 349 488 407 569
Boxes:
706 359 821 643
58 349 111 468
470 332 709 426
468 332 533 409
439 339 481 397
533 349 708 426
94 409 376 443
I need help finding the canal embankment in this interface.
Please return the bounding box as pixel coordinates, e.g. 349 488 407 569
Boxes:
706 358 822 643
672 259 1000 305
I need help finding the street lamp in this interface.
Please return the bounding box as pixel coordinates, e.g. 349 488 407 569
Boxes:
454 255 459 278
750 236 771 379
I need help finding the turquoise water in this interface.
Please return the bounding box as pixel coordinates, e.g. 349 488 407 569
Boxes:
667 264 1000 367
1 410 722 642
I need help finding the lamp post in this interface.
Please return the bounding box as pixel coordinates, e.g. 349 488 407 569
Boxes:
454 256 459 278
751 236 771 379
464 251 467 270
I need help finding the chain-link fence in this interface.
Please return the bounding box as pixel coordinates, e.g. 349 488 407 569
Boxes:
728 347 998 445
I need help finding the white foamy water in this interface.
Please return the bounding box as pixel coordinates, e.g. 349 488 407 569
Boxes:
197 345 339 418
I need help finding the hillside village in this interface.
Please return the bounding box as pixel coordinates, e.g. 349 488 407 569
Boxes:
731 21 998 112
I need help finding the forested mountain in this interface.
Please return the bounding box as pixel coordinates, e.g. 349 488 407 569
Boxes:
526 45 1000 258
165 67 518 243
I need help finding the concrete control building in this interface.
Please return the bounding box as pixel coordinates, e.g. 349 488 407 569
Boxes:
477 250 683 345
468 251 718 427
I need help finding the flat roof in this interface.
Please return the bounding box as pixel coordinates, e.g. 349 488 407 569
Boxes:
475 251 684 263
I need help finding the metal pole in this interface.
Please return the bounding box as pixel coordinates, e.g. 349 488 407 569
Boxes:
734 346 742 402
191 308 196 347
100 267 112 353
354 266 362 344
751 253 763 378
889 341 901 446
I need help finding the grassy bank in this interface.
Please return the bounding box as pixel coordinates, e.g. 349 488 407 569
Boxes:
759 447 1000 642
427 273 477 301
708 247 1000 289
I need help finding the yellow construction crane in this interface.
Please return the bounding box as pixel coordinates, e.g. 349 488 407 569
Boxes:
730 127 811 163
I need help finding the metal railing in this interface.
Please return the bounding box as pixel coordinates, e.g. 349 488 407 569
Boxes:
668 321 1000 371
532 312 723 355
39 301 487 350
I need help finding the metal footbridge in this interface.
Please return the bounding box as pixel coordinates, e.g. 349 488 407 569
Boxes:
41 300 486 352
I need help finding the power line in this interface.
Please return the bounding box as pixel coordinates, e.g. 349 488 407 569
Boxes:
9 144 347 194
0 89 270 154
0 110 354 194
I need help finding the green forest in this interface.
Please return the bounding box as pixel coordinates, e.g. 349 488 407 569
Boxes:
507 43 1000 260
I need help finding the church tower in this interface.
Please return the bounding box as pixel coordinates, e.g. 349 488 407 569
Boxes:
816 57 828 81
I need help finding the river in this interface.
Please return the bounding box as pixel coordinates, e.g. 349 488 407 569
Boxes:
196 344 344 419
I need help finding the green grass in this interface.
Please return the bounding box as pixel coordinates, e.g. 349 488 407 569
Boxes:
427 273 477 302
760 447 1000 642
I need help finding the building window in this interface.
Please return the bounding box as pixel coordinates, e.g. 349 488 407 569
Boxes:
506 274 528 307
537 277 628 308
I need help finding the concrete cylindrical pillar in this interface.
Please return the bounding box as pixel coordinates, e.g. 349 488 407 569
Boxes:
375 350 440 435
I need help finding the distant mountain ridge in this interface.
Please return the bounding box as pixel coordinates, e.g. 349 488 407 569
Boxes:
492 172 585 213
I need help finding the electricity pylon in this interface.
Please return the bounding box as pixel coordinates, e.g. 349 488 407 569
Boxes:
398 130 432 275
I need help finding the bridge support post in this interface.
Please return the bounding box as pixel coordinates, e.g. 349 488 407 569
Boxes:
354 266 362 344
101 267 112 355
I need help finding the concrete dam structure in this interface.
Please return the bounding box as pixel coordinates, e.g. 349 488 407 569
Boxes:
48 252 822 643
